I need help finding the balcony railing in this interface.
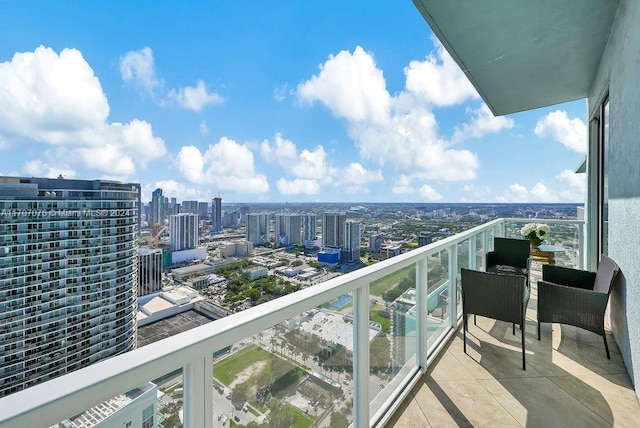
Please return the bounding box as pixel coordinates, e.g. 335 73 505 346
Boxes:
0 217 584 428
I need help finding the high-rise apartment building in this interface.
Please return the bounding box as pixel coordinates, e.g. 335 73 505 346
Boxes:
222 211 239 228
239 204 249 225
246 213 269 246
322 212 346 248
0 177 139 397
197 202 209 221
302 214 317 249
342 220 362 262
138 248 163 296
181 201 198 215
169 213 198 251
212 196 222 232
150 188 164 225
275 214 302 246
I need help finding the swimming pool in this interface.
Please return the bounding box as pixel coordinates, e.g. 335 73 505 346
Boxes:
329 294 352 309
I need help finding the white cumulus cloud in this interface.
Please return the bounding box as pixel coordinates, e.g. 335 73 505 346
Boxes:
534 110 587 154
451 104 514 143
24 160 76 179
297 46 391 125
497 182 558 203
557 169 586 201
276 178 321 195
391 175 414 194
176 137 269 193
419 184 442 201
120 47 223 111
0 46 166 177
296 46 496 184
168 80 223 111
404 39 479 107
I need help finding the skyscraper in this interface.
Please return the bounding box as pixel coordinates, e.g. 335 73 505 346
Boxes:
169 213 199 252
342 220 362 262
181 201 198 215
0 177 139 397
150 188 164 225
239 204 249 225
138 248 163 296
275 214 302 246
213 196 222 232
246 213 269 246
197 202 209 221
302 214 317 249
322 212 346 248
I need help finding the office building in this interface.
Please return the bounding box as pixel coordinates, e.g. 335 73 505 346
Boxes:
369 234 383 253
0 177 139 397
275 214 302 246
138 248 163 296
197 202 209 221
239 204 249 225
322 212 346 249
418 233 432 247
342 220 362 263
169 213 198 252
150 188 164 225
302 214 317 249
246 213 269 246
213 196 222 232
181 200 198 215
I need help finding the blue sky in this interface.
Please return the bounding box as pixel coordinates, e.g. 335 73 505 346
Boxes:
0 1 587 204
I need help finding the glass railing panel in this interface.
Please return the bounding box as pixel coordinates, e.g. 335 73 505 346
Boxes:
504 219 582 268
427 250 449 349
48 368 177 428
475 234 486 271
213 312 354 427
369 263 417 419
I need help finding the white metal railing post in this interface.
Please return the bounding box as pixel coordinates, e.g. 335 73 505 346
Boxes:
468 236 476 271
416 259 428 370
183 354 213 428
447 246 457 329
481 230 488 270
578 223 585 270
353 283 370 427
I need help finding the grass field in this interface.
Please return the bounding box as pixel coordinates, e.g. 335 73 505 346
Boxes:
370 306 391 333
212 345 271 386
278 402 314 428
369 265 414 296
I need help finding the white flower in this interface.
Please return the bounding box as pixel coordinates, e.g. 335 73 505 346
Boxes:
536 224 550 240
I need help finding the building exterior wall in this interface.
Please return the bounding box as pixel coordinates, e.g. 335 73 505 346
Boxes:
169 213 198 251
342 220 361 262
246 213 269 246
213 197 222 232
588 0 640 392
138 248 163 296
275 214 302 246
0 177 138 397
302 214 317 249
322 212 346 248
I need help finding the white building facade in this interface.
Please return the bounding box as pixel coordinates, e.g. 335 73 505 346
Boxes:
169 213 198 252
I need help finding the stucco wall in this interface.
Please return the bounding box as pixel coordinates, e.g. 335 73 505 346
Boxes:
588 0 640 394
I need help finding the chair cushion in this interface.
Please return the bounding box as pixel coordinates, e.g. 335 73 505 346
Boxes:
593 255 619 294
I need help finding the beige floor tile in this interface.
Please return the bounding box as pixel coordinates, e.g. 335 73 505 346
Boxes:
412 379 520 427
386 394 430 428
480 376 609 428
549 373 640 428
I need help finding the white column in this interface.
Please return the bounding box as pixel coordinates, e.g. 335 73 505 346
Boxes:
353 284 370 427
183 354 213 428
416 259 428 370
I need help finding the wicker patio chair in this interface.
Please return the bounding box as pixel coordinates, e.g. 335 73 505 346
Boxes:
486 237 531 283
537 254 619 359
461 268 530 370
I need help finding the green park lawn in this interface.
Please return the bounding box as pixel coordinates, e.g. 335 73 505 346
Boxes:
212 345 271 386
369 265 413 296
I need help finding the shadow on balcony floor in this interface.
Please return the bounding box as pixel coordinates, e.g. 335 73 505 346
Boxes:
387 265 640 427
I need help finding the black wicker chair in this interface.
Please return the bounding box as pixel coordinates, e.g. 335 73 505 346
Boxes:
537 255 619 359
486 237 531 283
461 268 530 370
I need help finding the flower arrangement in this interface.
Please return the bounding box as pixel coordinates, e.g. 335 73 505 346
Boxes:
520 223 550 247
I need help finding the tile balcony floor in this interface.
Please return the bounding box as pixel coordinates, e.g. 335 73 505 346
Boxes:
388 262 640 427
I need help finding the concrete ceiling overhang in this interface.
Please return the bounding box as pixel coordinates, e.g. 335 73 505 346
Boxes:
412 0 620 116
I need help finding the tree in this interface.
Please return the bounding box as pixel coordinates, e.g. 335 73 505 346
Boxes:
231 382 250 407
330 410 349 428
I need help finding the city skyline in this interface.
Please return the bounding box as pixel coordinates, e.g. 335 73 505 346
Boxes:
1 1 586 204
